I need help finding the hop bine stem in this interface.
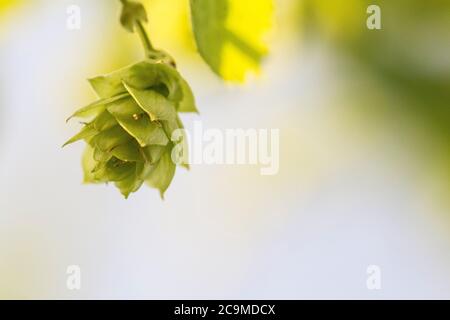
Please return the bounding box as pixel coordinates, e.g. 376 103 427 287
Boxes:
135 20 155 56
120 0 156 57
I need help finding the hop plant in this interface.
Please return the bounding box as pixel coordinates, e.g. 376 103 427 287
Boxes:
64 0 197 199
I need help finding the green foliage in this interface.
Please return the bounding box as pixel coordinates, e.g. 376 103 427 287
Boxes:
190 0 273 81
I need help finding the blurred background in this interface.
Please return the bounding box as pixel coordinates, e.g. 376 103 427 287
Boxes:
0 0 449 299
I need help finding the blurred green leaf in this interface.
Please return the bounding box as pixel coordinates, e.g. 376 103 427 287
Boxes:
190 0 273 81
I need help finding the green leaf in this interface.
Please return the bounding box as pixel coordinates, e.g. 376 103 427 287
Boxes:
93 147 112 162
92 142 144 163
65 105 122 149
167 116 190 170
177 76 197 113
161 113 184 140
136 161 154 180
82 145 99 184
107 98 169 147
94 159 135 182
67 93 129 121
91 60 198 113
63 125 98 147
124 82 177 121
118 61 197 113
91 125 132 152
120 0 148 33
150 62 198 113
124 61 160 90
92 110 119 131
146 150 176 199
115 173 144 199
189 0 273 82
88 61 158 98
142 145 166 164
111 140 145 162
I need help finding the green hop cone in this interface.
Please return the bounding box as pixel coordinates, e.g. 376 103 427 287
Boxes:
64 0 197 198
64 1 198 199
65 59 197 199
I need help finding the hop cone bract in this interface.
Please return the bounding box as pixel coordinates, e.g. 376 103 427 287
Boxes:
64 59 197 198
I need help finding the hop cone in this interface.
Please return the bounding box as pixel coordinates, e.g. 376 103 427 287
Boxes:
64 59 197 198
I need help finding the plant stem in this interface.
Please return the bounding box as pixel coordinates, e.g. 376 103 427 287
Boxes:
119 0 156 57
135 20 155 56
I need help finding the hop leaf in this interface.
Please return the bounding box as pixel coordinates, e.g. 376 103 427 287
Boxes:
189 0 273 82
65 59 197 199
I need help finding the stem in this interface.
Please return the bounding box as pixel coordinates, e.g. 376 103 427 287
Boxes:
119 0 156 57
135 20 155 56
